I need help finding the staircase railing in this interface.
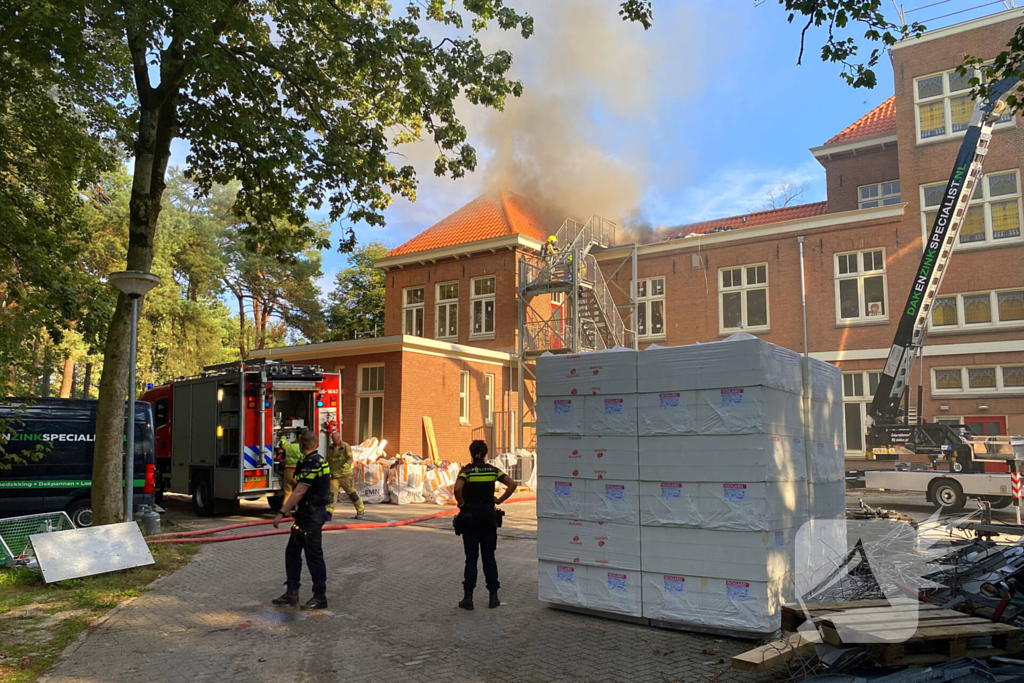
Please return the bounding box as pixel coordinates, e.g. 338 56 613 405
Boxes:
580 252 630 349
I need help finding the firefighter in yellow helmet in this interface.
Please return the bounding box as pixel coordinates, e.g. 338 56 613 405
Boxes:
542 234 558 264
325 429 365 519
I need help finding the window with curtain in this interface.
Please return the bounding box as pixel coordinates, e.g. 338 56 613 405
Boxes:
933 365 1024 394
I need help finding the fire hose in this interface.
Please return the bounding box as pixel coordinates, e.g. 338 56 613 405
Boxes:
148 496 536 545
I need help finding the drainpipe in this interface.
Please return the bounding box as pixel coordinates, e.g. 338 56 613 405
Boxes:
798 236 809 358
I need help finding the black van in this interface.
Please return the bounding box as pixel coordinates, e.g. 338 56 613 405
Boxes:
0 398 157 527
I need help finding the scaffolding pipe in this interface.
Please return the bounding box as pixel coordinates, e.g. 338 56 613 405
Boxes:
632 244 638 350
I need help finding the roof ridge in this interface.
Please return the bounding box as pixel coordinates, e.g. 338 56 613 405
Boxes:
824 96 896 146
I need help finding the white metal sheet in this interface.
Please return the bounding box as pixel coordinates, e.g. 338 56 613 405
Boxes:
30 522 154 584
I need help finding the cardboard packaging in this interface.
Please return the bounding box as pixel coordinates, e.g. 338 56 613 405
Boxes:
537 349 638 397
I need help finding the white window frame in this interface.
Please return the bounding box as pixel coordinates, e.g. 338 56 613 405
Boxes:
459 371 470 425
636 276 666 340
931 364 1024 396
913 66 1015 144
930 287 1024 332
858 181 901 209
356 364 385 443
435 281 459 340
470 276 496 339
403 286 425 337
718 263 770 334
842 370 881 457
834 248 888 325
484 373 494 426
921 169 1023 249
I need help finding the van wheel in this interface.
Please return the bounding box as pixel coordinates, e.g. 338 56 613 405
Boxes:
66 499 93 528
191 474 215 517
931 480 966 513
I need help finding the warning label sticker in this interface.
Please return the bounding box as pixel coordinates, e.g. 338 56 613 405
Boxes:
554 481 573 498
726 580 750 601
605 484 625 501
775 531 785 549
721 388 744 406
664 575 686 594
659 393 680 410
607 573 628 592
553 400 572 415
723 483 747 502
660 482 682 499
557 566 575 583
604 398 624 415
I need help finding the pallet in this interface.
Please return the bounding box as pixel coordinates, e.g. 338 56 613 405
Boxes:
543 602 649 627
815 607 1021 667
780 599 905 632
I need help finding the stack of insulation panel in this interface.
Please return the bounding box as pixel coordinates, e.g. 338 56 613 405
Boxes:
535 348 643 617
534 338 846 634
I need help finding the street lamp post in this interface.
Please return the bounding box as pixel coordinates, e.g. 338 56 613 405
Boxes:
108 271 161 522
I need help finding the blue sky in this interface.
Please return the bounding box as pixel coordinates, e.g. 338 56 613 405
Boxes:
166 0 1016 294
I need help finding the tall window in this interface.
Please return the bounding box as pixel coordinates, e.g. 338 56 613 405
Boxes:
459 371 470 424
922 170 1022 248
358 365 385 442
835 249 887 323
485 374 494 425
403 287 424 336
932 288 1024 330
719 263 769 333
636 277 666 339
842 371 880 455
932 365 1024 395
436 282 458 340
914 67 1013 143
471 276 495 337
858 181 901 209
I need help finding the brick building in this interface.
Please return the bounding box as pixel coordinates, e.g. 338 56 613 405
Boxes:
257 10 1024 464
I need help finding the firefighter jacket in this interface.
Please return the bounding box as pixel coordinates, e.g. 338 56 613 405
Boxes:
280 439 303 469
326 442 354 478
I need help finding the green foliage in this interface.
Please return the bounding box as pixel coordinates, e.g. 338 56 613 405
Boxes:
326 242 389 341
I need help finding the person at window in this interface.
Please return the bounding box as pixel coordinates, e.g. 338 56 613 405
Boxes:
272 430 332 610
453 440 517 610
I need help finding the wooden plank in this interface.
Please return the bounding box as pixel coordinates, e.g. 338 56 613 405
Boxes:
836 620 1019 646
821 609 974 628
731 631 822 673
422 417 440 464
780 600 921 632
796 599 895 612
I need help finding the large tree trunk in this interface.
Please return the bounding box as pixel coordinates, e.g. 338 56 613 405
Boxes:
93 95 177 525
83 362 93 400
236 290 247 359
59 356 75 398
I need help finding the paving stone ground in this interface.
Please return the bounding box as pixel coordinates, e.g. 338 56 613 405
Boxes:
43 499 774 683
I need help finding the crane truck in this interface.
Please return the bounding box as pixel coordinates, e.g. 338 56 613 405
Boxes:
862 75 1024 512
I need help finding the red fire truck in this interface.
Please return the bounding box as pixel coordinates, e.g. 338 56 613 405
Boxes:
139 361 340 516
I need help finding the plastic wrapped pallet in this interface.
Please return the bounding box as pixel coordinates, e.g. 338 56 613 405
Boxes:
536 348 637 397
640 526 798 583
807 440 845 484
641 572 785 634
637 392 697 436
537 561 642 617
535 396 585 436
638 435 808 483
539 560 587 609
639 480 807 531
536 518 641 570
536 435 639 480
584 394 638 436
637 336 802 395
694 387 804 436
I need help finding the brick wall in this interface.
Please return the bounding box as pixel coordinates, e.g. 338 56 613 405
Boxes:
822 148 900 213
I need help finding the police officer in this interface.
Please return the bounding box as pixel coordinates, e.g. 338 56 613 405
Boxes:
325 429 365 519
271 430 332 610
453 440 517 610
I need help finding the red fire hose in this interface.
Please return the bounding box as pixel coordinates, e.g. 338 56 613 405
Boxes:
148 497 536 545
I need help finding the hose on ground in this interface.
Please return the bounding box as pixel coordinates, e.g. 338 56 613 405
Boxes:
148 497 536 545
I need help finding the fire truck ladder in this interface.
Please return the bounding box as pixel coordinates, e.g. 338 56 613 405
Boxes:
516 214 637 448
870 77 1018 423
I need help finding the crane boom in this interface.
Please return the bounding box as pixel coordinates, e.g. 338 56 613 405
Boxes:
868 76 1019 424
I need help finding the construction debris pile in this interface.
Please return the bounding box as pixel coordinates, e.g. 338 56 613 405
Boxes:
535 336 847 635
348 438 531 506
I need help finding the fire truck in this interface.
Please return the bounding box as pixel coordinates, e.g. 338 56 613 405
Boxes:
139 360 340 516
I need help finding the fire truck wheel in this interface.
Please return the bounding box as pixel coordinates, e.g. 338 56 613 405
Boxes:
66 499 93 528
985 495 1013 510
267 495 284 513
931 480 966 513
191 474 215 517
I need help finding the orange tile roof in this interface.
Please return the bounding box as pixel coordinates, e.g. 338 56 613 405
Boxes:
388 191 550 257
824 96 896 145
666 201 829 240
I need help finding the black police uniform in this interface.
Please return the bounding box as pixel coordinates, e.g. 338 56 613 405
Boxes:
457 461 506 593
285 452 332 596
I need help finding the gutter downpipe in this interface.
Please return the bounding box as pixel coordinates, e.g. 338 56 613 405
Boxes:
798 236 809 359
